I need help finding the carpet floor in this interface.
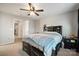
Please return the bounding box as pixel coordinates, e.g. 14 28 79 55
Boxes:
0 42 79 56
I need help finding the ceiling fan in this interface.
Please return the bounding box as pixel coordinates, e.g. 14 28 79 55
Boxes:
20 3 44 16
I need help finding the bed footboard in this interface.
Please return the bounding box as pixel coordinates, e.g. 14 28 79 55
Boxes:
22 41 61 56
23 41 44 56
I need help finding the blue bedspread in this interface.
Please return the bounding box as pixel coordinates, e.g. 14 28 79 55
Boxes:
24 32 62 56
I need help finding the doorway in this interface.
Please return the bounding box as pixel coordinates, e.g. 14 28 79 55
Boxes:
14 22 22 42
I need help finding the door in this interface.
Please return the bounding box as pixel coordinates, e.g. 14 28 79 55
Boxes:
14 22 22 42
14 23 19 42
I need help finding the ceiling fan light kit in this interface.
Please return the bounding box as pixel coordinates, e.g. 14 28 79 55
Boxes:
20 3 44 16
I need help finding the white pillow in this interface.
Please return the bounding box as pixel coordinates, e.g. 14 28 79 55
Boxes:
43 32 58 34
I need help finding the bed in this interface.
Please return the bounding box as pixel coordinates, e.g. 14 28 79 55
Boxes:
22 25 62 56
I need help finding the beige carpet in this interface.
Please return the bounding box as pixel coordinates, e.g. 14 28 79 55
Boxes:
0 42 79 56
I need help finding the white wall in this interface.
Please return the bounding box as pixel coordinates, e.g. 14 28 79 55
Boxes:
0 12 35 45
29 20 35 34
34 20 40 33
0 12 15 45
22 20 29 37
36 11 78 37
71 11 78 37
22 20 36 37
0 12 27 45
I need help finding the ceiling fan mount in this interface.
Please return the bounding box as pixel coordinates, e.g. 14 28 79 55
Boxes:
20 3 44 16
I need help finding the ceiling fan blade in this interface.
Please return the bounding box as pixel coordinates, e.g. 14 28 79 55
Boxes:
28 3 32 6
28 3 32 10
32 6 35 11
34 12 39 16
36 9 44 12
20 8 29 11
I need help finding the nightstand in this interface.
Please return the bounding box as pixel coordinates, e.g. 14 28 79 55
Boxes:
63 37 77 49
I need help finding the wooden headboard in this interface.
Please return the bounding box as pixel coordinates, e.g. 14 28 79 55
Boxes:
43 25 62 35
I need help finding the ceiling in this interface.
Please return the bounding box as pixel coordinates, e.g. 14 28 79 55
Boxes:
0 3 79 19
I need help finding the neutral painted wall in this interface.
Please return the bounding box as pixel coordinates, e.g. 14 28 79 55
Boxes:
71 11 78 37
34 20 40 33
0 12 15 45
0 12 27 45
29 20 35 34
22 20 29 37
0 12 36 45
36 11 78 37
22 20 36 37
